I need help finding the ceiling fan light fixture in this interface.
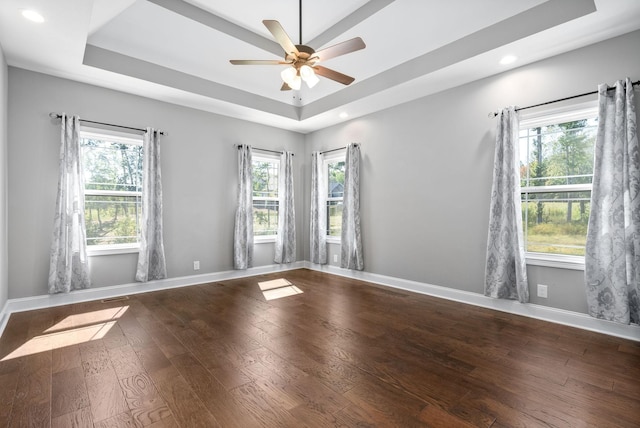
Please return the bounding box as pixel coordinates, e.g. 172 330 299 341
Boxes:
304 73 319 89
281 67 297 85
289 74 302 90
299 65 314 79
300 65 319 88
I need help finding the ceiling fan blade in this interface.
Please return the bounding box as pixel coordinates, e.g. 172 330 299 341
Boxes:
280 82 292 91
313 37 366 62
263 20 299 56
314 66 355 85
230 60 289 65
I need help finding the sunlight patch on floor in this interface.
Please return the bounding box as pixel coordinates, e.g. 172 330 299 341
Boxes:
258 278 303 301
258 278 292 291
44 306 129 333
1 305 128 361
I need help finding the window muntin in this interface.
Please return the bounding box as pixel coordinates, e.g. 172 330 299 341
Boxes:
252 155 279 237
519 104 597 258
325 156 345 238
80 129 143 250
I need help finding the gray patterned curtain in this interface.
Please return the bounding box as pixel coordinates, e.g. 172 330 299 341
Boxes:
585 78 640 324
485 107 529 303
135 129 167 282
48 114 91 293
310 151 327 264
234 145 253 269
275 151 296 263
341 143 363 270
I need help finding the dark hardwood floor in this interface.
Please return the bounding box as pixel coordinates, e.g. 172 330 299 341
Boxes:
0 268 639 427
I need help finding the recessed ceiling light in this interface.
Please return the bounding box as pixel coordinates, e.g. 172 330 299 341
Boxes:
339 112 349 119
21 9 45 23
499 55 517 65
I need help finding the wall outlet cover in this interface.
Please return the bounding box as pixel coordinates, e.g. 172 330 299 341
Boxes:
537 284 548 298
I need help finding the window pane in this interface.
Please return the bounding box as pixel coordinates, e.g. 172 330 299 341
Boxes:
519 115 596 257
254 199 278 236
519 119 596 188
327 161 345 198
521 192 590 256
252 158 279 237
82 139 142 192
253 161 279 198
327 201 343 237
85 195 142 246
81 134 143 247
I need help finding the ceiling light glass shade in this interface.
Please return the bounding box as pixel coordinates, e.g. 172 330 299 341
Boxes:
289 75 302 90
299 65 314 79
300 65 319 88
281 67 297 85
304 73 319 88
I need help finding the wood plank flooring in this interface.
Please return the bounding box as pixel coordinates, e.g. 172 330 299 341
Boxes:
0 268 639 427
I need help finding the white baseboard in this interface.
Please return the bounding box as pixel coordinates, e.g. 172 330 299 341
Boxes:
0 262 305 337
1 261 638 342
305 262 640 342
0 301 9 339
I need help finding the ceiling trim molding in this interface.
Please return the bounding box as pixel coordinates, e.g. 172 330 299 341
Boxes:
83 44 300 120
300 0 598 120
308 0 396 48
146 0 283 57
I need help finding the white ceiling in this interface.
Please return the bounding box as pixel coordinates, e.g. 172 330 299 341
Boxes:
1 0 640 133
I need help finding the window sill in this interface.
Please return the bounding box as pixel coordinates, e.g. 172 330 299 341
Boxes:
254 236 276 244
326 237 341 244
525 252 585 270
88 244 140 256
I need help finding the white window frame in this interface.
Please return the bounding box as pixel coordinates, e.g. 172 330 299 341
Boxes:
324 150 346 243
518 101 598 270
80 127 144 256
252 153 280 243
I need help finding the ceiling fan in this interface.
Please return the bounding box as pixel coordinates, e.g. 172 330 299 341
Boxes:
229 0 366 91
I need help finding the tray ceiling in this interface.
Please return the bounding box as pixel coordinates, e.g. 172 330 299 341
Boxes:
1 0 640 132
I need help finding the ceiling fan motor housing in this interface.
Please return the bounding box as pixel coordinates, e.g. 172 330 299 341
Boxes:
286 44 317 66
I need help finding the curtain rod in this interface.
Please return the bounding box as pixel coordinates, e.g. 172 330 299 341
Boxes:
49 112 167 136
488 79 640 118
236 144 293 156
320 143 359 155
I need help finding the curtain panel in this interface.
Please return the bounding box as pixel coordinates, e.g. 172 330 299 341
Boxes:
585 78 640 324
310 152 327 264
341 143 364 270
275 151 296 263
484 107 529 303
48 114 91 293
234 145 253 269
136 128 167 282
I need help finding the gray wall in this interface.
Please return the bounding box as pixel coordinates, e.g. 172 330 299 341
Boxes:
0 45 7 311
303 30 640 314
7 69 305 299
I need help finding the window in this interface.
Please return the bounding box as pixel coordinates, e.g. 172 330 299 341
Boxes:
80 128 143 253
519 103 597 264
252 154 279 238
325 153 346 239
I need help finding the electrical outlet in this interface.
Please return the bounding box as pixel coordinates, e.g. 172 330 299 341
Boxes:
537 284 548 298
333 254 338 263
193 261 200 270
